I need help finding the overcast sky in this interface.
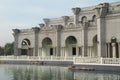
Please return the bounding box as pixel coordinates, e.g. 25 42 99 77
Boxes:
0 0 119 47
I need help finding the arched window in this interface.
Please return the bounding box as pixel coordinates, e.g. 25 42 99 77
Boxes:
21 38 31 46
66 36 77 44
69 23 74 27
92 15 97 23
81 16 87 23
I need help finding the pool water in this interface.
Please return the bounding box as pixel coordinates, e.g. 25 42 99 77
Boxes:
0 64 120 80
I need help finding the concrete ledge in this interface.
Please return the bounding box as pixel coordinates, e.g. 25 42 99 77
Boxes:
0 60 73 66
74 64 120 71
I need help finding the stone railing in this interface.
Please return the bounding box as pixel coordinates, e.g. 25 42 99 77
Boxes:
101 58 120 64
74 57 120 65
0 56 120 65
0 56 73 61
74 57 101 64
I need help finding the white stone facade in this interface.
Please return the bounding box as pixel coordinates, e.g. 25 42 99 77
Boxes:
13 2 120 58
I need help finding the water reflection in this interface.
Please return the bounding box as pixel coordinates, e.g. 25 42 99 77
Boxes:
0 65 120 80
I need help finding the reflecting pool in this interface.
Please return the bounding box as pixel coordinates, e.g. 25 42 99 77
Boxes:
0 64 120 80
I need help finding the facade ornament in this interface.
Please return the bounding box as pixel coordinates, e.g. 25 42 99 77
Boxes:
82 22 89 30
62 16 69 26
55 25 63 31
12 29 20 34
39 23 45 28
72 7 81 15
43 18 50 27
72 7 81 27
32 27 40 33
94 3 109 18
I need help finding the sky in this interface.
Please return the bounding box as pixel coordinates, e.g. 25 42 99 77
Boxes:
0 0 120 47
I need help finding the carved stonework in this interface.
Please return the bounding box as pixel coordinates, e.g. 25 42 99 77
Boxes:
43 18 50 27
62 16 69 26
55 25 63 31
62 16 69 22
32 27 40 33
12 29 20 34
39 23 45 28
94 3 109 18
72 7 81 15
82 22 89 30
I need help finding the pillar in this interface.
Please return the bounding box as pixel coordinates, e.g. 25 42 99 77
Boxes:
12 29 20 56
90 46 92 57
107 43 110 58
43 18 50 27
62 16 69 27
55 25 62 56
32 27 40 56
76 46 79 56
94 3 109 57
72 7 81 27
119 43 120 58
112 43 116 58
82 22 88 57
39 48 42 56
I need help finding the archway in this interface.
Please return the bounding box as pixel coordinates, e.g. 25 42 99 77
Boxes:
110 37 119 58
21 38 33 56
42 37 53 56
65 36 77 56
92 35 98 57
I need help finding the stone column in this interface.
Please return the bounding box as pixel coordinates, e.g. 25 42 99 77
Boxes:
94 3 109 57
82 22 88 57
119 43 120 58
12 29 20 56
107 43 110 58
76 46 79 56
112 43 116 58
53 47 56 56
87 46 90 57
32 27 40 56
55 25 62 56
72 7 81 27
39 48 42 56
62 16 69 27
90 46 92 57
43 18 50 27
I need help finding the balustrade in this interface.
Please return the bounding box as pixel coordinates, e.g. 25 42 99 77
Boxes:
0 56 120 65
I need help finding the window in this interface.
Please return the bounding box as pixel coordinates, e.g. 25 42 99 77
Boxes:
50 48 53 56
72 47 76 55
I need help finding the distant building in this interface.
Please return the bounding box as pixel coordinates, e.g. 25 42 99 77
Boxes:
13 2 120 58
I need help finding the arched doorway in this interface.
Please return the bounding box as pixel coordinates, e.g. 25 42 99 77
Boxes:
65 36 77 56
21 39 33 56
42 37 53 56
110 37 119 58
92 35 98 57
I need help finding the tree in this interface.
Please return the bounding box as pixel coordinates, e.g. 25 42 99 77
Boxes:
0 46 4 55
4 42 14 55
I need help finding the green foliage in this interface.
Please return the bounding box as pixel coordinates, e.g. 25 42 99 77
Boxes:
0 47 4 55
4 42 14 55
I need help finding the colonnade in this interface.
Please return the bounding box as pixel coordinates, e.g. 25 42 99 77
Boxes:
106 42 120 58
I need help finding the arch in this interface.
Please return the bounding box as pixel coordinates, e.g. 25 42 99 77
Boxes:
21 38 33 56
66 36 77 44
92 35 98 57
42 37 53 56
65 36 77 56
69 23 75 27
42 37 52 46
92 15 97 22
21 38 31 46
93 35 97 43
81 16 87 23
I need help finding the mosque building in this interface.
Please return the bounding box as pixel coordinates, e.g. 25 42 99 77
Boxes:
13 2 120 58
